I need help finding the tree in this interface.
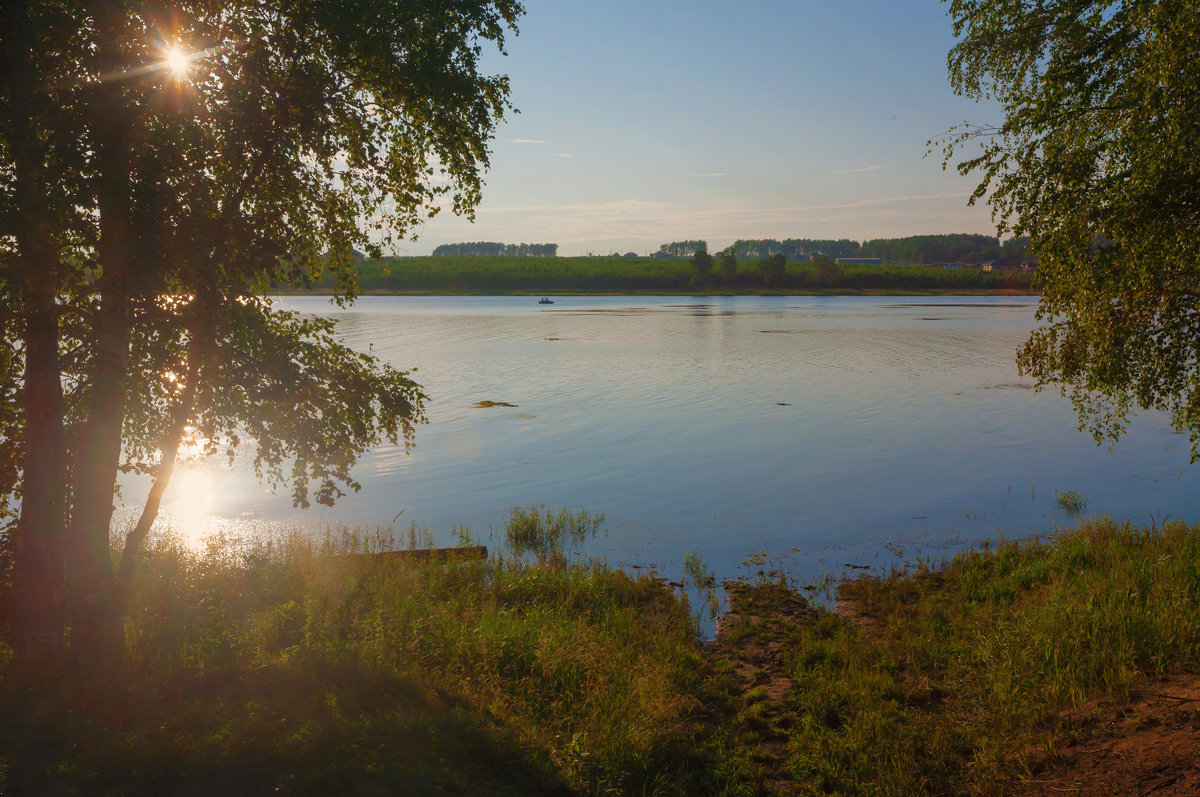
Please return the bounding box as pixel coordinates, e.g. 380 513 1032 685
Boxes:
719 249 738 286
759 253 787 289
431 242 557 256
943 1 1200 453
658 240 707 258
690 250 714 289
1 0 522 668
812 256 839 286
732 238 860 261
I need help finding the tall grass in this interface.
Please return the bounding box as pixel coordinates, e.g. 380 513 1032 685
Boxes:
0 512 754 795
777 517 1200 793
7 513 1194 793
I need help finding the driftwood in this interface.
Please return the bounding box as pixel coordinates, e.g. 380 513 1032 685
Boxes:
348 545 489 563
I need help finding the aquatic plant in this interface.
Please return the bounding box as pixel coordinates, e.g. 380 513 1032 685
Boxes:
503 504 605 558
1054 488 1088 518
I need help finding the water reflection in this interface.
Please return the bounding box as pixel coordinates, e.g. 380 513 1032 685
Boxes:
117 295 1200 591
157 466 214 546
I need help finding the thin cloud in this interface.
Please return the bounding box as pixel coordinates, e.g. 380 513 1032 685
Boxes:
476 193 970 220
512 138 550 144
693 172 732 178
553 153 575 158
779 192 970 213
478 199 673 214
835 165 882 174
429 193 988 247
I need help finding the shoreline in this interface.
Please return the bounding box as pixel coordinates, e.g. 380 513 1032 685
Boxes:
274 287 1039 297
4 517 1198 793
709 518 1200 794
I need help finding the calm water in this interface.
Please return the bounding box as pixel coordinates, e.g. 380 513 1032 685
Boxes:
130 295 1200 586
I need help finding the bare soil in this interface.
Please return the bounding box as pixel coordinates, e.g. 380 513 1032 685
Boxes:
1019 673 1200 795
709 581 815 796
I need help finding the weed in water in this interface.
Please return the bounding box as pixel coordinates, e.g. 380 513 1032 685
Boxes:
503 504 604 559
1054 488 1088 518
683 551 721 623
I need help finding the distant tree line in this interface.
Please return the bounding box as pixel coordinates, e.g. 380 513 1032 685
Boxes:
657 240 708 257
732 238 860 260
859 234 1029 264
336 254 1034 294
729 234 1030 265
432 242 558 257
426 235 1029 264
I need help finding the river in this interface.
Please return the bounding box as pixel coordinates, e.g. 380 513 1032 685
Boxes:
125 295 1200 588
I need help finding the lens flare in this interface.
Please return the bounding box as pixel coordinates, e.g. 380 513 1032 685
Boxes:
164 47 189 77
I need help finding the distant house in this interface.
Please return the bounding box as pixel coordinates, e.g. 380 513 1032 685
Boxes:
623 252 639 258
981 259 1011 272
835 257 882 265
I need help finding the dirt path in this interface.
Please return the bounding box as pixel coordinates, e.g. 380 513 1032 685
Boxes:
708 582 814 796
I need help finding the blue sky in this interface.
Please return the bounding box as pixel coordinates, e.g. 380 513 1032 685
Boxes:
409 0 1001 256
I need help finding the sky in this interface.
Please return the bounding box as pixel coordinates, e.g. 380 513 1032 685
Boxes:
406 0 1003 256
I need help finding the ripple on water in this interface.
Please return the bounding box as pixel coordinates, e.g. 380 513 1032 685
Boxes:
143 295 1200 595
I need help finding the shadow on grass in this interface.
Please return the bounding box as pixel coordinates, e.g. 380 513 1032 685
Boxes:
3 660 570 796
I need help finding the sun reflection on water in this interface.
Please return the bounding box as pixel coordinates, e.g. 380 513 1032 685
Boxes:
161 466 214 545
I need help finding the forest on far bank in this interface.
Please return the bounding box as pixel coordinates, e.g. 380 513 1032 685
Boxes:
315 255 1035 294
429 233 1032 265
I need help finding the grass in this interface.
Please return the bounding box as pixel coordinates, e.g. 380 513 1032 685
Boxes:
0 512 755 795
298 255 1036 295
4 513 1199 794
750 517 1200 794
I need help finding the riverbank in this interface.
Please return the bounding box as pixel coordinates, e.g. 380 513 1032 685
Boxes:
3 516 1197 794
299 255 1037 295
711 517 1200 794
0 511 757 795
283 286 1038 297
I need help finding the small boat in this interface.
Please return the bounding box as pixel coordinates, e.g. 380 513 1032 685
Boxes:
538 297 554 304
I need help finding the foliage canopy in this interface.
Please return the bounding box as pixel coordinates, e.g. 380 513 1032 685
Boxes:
0 0 522 660
944 0 1200 452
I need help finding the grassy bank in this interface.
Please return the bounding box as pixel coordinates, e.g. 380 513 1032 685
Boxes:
305 256 1036 295
0 512 755 795
717 517 1200 794
4 515 1199 794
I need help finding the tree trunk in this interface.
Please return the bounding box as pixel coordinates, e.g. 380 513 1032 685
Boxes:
10 300 67 667
64 288 131 675
2 0 68 666
115 337 200 603
63 3 136 675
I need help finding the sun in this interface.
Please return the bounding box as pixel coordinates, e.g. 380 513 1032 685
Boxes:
164 46 190 78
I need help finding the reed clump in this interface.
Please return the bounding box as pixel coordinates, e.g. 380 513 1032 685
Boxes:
504 504 605 558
